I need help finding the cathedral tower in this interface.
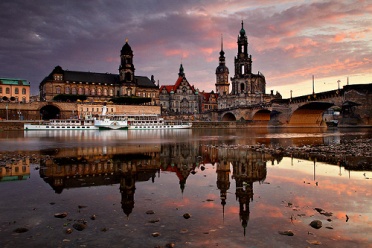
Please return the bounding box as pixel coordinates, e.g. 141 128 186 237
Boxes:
235 21 252 77
215 35 230 96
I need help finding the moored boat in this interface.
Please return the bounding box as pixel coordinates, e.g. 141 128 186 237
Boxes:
94 114 128 130
127 114 192 130
24 116 98 130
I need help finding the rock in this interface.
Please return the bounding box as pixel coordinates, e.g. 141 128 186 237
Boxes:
165 243 175 248
73 223 87 231
90 214 96 220
65 228 73 234
54 212 68 218
307 240 322 245
146 210 155 215
183 213 191 219
151 232 160 237
148 218 160 223
13 227 29 233
278 230 294 236
310 220 322 229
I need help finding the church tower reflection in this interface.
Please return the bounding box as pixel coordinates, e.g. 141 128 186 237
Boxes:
231 150 267 236
119 161 136 218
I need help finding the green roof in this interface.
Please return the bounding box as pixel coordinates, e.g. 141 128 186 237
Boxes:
0 78 30 86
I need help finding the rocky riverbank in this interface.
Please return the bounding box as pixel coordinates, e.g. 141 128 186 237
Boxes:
211 137 372 170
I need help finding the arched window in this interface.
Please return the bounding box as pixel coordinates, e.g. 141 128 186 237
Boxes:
103 88 108 96
56 86 61 94
78 87 83 95
85 87 90 95
109 88 113 96
0 87 2 94
71 88 77 95
91 88 95 95
65 86 70 94
240 83 245 92
15 88 19 94
22 88 26 94
6 87 10 94
97 88 102 96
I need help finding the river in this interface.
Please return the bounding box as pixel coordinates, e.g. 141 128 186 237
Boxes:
0 128 371 248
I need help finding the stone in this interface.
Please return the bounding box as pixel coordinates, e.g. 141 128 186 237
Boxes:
73 223 87 231
278 230 294 236
310 220 322 229
183 213 191 219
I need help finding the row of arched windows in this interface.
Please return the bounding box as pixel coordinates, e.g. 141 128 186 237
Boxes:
0 87 27 95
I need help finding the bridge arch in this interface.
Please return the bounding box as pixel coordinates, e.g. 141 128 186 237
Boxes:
252 109 271 121
221 112 236 121
40 104 61 120
289 102 334 126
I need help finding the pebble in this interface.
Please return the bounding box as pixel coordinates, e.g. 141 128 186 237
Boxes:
309 220 322 229
13 227 29 233
278 230 294 236
183 213 191 219
73 223 87 231
54 212 68 218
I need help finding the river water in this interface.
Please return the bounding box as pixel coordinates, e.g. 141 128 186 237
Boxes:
0 128 371 248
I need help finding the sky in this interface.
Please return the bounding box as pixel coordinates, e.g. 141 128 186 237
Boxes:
0 0 371 98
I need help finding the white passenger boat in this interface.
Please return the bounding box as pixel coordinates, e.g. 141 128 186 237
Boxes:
24 116 98 130
127 114 192 130
94 114 128 130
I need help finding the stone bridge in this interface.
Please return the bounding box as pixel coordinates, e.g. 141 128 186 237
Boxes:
212 84 371 127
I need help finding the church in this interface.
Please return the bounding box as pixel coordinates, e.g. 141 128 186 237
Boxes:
39 40 159 105
216 21 281 109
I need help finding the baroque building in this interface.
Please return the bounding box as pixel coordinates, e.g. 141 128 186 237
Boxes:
0 78 30 103
216 21 281 109
159 64 199 114
39 40 159 105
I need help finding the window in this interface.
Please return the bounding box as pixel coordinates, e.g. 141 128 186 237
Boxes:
22 88 26 94
91 88 95 95
65 86 70 94
103 88 108 96
97 88 102 96
56 86 61 94
109 88 113 96
0 87 2 94
78 87 83 95
85 87 90 95
15 88 19 94
6 87 10 94
71 88 77 95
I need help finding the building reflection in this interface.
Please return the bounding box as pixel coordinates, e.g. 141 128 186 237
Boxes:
0 157 30 182
38 142 275 235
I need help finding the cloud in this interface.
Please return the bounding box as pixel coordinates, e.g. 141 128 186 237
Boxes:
0 0 370 96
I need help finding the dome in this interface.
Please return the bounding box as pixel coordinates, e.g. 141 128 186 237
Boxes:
216 65 229 74
121 40 133 55
239 20 246 36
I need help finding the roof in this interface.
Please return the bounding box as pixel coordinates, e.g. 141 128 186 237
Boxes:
43 66 158 88
160 76 196 94
0 78 30 86
201 91 218 101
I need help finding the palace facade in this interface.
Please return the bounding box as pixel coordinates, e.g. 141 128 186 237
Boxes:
159 64 199 114
216 21 281 109
39 40 159 105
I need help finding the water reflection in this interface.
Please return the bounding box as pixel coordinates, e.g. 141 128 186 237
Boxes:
0 128 371 247
39 143 275 233
0 157 30 182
